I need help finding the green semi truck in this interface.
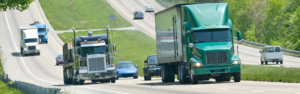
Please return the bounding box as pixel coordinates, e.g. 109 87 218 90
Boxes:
155 3 243 84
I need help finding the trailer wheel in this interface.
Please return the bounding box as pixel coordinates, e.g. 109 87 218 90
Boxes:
20 47 23 54
178 64 182 83
276 61 278 64
147 73 151 80
265 61 268 65
234 72 241 82
260 60 263 65
161 65 170 83
280 61 283 64
63 69 68 84
168 66 175 82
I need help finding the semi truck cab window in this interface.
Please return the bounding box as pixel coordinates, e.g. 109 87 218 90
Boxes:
81 46 106 57
194 29 231 43
38 28 46 32
25 38 38 43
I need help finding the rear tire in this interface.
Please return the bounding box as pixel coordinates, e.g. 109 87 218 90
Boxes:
261 60 263 65
280 61 283 64
144 74 148 81
234 72 241 82
168 66 175 82
63 69 68 84
265 61 268 65
72 78 78 85
161 65 170 83
147 73 151 80
20 47 23 54
276 61 278 64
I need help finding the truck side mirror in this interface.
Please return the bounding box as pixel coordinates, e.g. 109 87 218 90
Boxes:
144 60 148 63
259 50 262 53
113 44 116 53
237 31 242 41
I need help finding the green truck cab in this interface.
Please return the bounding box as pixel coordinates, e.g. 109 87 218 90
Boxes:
155 3 242 84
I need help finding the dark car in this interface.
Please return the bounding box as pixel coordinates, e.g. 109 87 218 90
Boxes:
116 61 138 80
55 55 64 65
143 54 160 81
133 10 144 19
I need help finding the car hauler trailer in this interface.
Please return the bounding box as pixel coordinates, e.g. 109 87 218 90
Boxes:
63 28 116 85
155 3 243 84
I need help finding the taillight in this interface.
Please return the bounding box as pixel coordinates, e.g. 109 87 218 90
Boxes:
281 49 282 51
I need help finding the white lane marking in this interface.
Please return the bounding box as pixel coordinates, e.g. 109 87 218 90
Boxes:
218 88 229 90
192 86 201 88
5 12 57 84
141 0 148 5
252 90 264 92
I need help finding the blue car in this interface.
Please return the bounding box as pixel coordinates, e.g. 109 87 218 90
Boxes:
116 61 138 80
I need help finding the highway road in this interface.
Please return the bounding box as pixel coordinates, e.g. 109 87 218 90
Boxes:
0 0 299 94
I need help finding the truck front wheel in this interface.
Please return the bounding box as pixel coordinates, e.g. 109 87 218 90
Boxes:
234 72 241 82
179 63 190 84
111 77 116 83
191 75 198 84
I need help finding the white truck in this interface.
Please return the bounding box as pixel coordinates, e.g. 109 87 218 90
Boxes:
20 26 40 56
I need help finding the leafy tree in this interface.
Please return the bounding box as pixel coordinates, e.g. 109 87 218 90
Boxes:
0 0 34 11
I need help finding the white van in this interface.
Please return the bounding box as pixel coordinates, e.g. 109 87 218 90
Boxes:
260 46 283 65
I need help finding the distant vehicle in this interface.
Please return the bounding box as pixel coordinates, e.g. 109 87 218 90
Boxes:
30 21 49 43
116 61 138 80
19 26 40 56
260 46 283 65
145 5 155 12
133 10 144 19
56 54 64 65
143 54 160 81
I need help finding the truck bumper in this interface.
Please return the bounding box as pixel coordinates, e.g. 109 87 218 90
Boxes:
39 38 48 42
193 65 240 75
266 59 283 62
78 71 115 80
24 50 40 54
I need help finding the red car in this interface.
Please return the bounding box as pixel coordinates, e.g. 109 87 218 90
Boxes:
56 55 64 65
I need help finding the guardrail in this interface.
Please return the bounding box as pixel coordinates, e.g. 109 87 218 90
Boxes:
234 37 300 54
0 73 62 94
158 0 170 8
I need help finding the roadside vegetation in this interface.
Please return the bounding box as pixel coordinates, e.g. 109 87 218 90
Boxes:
0 47 24 94
39 0 131 30
157 0 300 52
58 30 156 76
242 64 300 83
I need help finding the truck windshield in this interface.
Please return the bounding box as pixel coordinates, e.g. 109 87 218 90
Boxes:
148 55 157 64
194 29 231 43
81 46 106 57
25 39 37 43
38 28 46 32
117 63 135 69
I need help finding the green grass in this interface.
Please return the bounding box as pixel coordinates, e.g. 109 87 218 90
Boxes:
0 46 24 94
58 30 156 76
39 0 131 30
241 64 300 83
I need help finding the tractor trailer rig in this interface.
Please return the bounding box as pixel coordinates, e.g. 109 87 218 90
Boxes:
63 28 116 85
155 3 243 84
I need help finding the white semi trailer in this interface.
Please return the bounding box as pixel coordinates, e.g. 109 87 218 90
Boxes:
20 26 40 56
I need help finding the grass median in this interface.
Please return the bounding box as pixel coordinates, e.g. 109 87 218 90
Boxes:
0 47 24 94
39 0 131 30
241 64 300 83
58 30 156 76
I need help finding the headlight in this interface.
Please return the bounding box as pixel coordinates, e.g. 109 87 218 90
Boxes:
193 62 202 67
36 46 40 50
233 60 240 64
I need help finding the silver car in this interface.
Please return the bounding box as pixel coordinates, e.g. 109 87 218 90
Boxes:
145 5 155 12
133 10 144 19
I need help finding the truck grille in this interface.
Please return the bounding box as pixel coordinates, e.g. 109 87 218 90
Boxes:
28 46 36 50
38 35 44 39
87 54 106 72
206 51 228 64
